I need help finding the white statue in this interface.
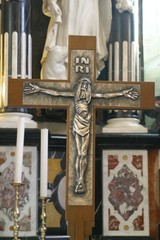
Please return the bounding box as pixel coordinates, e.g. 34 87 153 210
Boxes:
116 0 135 13
41 0 112 79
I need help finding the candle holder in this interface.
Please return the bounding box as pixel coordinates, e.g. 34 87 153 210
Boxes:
40 197 47 240
12 183 22 240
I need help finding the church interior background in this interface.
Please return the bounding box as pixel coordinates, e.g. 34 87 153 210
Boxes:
0 0 160 240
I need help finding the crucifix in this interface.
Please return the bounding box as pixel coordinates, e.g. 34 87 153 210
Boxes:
8 36 154 240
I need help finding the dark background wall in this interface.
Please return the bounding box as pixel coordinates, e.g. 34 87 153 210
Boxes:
31 0 49 79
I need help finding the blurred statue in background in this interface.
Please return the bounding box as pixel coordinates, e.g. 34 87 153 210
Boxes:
145 96 160 133
41 0 112 79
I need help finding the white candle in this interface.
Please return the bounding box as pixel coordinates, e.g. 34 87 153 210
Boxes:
114 41 120 81
21 32 26 78
40 128 48 197
28 34 32 78
108 43 112 81
122 41 128 82
4 32 9 107
14 117 25 183
12 31 18 78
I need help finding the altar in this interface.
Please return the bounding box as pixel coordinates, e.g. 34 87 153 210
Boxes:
0 129 160 239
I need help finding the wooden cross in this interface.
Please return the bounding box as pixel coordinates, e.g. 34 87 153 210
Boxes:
8 36 154 240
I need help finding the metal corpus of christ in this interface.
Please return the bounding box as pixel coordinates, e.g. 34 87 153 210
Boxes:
8 35 154 209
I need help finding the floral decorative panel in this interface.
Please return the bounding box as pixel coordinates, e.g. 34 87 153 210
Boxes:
102 150 149 236
0 146 37 237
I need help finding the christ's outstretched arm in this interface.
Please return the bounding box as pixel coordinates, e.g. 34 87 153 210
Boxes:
24 83 139 101
24 83 74 98
92 88 139 100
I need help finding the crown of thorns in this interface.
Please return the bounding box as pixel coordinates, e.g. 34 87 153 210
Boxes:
79 77 91 85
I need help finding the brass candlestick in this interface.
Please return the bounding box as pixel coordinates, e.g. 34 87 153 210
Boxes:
40 197 47 240
12 183 21 240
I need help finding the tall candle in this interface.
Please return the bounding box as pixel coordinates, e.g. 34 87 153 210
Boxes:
14 117 25 183
40 128 48 197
